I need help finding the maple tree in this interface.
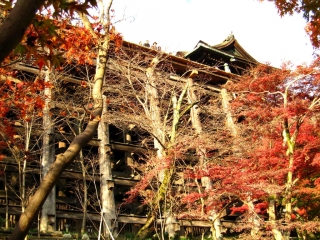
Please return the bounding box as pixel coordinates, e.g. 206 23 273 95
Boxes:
0 76 48 228
181 60 320 239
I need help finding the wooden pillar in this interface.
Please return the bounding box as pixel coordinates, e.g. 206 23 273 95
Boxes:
165 215 180 239
58 141 67 153
220 88 237 137
40 67 56 232
98 95 117 238
57 142 67 198
187 71 212 188
123 126 134 177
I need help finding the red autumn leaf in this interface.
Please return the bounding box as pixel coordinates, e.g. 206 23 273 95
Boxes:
80 81 87 88
36 58 45 71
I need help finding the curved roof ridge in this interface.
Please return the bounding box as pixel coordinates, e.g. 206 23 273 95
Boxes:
212 34 257 62
212 33 235 49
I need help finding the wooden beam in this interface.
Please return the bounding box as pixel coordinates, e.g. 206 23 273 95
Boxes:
1 162 139 186
60 170 139 186
169 75 222 93
13 62 224 96
12 122 153 154
0 205 236 228
110 142 155 153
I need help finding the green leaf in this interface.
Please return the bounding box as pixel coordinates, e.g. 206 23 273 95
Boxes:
14 44 27 55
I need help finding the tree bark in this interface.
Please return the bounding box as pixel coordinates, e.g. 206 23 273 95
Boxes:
135 58 167 239
135 166 174 239
136 59 189 239
268 199 283 240
22 119 33 213
0 0 46 63
79 130 88 235
248 199 260 238
4 166 9 229
282 88 301 240
147 58 166 157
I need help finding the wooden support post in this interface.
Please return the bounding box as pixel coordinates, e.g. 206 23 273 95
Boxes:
123 126 134 177
220 88 237 137
98 95 117 238
40 67 56 233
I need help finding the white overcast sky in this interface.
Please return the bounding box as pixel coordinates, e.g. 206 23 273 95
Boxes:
110 0 316 68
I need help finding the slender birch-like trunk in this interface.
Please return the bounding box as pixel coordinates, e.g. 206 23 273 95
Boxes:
74 116 88 235
22 120 32 213
79 140 88 235
247 199 260 239
282 87 301 240
136 58 189 239
4 166 9 229
268 199 283 240
147 58 166 157
135 58 167 239
80 149 88 234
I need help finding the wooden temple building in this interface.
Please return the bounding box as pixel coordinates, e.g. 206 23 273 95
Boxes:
0 34 260 238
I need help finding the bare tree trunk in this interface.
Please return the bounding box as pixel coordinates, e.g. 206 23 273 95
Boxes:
209 210 223 240
136 59 189 239
268 199 283 240
22 148 26 213
20 121 31 214
135 166 174 239
285 155 294 221
9 0 113 237
283 154 294 240
4 166 9 229
80 139 88 235
40 67 56 233
282 89 301 240
135 58 169 239
247 199 260 238
98 96 116 239
147 58 166 157
21 116 34 240
187 72 210 187
0 0 46 63
9 83 103 240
